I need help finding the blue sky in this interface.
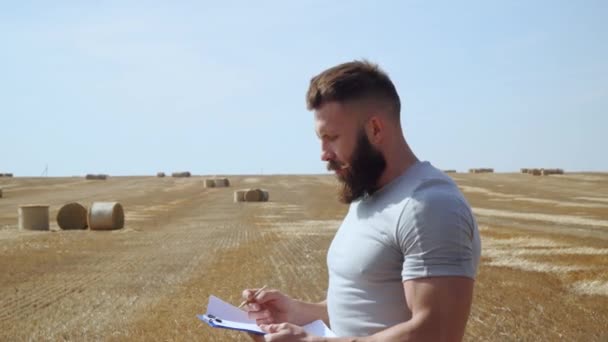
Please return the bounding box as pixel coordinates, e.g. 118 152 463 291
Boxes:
1 1 606 176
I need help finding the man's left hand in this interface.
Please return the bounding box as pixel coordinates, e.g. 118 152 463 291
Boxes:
259 322 320 342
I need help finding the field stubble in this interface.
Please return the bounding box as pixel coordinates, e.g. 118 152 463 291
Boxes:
0 173 607 341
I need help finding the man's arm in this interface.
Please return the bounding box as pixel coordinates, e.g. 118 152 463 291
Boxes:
324 276 474 342
243 287 328 326
294 299 329 326
261 276 474 342
363 276 473 342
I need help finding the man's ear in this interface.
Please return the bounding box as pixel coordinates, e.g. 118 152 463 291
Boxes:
365 116 383 145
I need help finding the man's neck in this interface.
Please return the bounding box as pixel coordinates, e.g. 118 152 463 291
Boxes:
376 140 418 190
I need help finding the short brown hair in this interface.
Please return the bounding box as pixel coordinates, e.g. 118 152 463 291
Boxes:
306 60 401 118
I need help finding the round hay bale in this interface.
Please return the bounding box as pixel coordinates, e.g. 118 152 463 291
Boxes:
234 190 246 202
214 178 229 187
157 172 166 178
204 179 216 188
172 171 191 178
0 188 3 198
531 169 542 176
244 188 264 202
57 202 88 230
88 202 124 230
85 174 108 180
18 205 50 231
261 190 269 202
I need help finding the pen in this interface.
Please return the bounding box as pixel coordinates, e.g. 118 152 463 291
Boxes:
238 285 268 309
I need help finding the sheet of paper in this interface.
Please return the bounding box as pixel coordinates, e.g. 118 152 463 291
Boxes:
199 295 336 337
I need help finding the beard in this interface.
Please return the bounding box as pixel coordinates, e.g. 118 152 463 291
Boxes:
327 129 387 204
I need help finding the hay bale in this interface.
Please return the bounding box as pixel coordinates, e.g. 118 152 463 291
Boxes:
85 174 108 180
0 188 2 198
204 179 216 188
234 190 246 202
244 188 264 202
0 173 14 177
531 169 542 176
57 202 88 230
214 178 230 187
88 202 124 230
541 168 565 176
157 172 166 178
261 190 269 202
443 170 457 173
521 168 529 174
18 205 50 231
172 171 191 178
469 168 493 173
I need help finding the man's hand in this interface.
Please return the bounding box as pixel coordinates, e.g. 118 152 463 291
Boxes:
260 323 320 342
242 287 301 325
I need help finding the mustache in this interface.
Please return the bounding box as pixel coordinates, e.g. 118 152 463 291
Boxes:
326 160 350 172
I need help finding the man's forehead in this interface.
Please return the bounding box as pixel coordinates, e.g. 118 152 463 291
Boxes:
315 102 345 133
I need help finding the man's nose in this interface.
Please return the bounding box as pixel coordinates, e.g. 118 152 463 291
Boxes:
321 148 335 162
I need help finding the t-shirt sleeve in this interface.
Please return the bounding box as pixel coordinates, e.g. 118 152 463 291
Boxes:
397 185 479 281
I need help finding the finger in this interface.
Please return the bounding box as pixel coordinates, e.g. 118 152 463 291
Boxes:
254 289 281 304
247 302 260 311
242 302 260 312
242 288 259 301
277 322 291 331
255 317 275 325
248 309 271 321
259 324 279 333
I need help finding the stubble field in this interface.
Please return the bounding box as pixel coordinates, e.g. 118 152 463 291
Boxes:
1 172 607 341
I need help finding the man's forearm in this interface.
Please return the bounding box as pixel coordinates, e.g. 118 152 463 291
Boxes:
293 299 328 326
318 319 424 342
321 311 460 342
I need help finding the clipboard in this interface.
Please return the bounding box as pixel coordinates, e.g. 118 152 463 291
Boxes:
197 295 336 337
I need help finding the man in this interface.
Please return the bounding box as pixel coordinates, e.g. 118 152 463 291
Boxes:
243 60 481 341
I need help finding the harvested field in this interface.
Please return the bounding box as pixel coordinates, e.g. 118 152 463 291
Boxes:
0 173 607 341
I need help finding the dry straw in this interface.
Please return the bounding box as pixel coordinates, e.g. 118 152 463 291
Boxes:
18 205 50 231
57 202 88 230
88 202 125 230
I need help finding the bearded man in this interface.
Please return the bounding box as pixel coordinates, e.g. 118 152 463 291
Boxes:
243 60 481 342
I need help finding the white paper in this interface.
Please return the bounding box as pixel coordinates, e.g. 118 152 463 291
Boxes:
200 295 336 337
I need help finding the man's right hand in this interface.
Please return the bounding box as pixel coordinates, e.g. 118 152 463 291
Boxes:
242 287 302 325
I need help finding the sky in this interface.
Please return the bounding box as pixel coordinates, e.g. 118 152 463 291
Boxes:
1 1 606 176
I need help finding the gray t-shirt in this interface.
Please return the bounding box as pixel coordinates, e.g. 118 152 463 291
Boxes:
326 161 481 337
